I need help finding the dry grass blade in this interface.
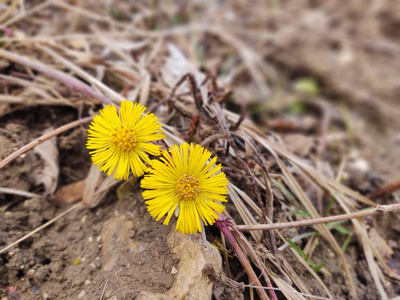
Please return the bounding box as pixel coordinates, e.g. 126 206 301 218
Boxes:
276 158 356 297
228 183 263 243
0 49 113 105
39 46 123 104
230 112 396 296
0 187 39 198
2 0 52 27
227 184 332 298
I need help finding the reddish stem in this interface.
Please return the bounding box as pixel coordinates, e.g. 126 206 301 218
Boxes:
216 216 277 300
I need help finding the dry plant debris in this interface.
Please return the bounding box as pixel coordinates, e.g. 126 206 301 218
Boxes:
1 1 400 299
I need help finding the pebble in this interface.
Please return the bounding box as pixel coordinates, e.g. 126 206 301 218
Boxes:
81 215 87 224
85 279 91 286
73 279 83 287
170 266 178 275
77 290 86 299
88 236 93 243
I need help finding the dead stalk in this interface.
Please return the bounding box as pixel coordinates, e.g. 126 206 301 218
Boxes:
236 203 400 231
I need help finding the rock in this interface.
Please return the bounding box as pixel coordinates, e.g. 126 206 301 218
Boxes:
137 231 222 300
136 291 168 300
101 215 135 272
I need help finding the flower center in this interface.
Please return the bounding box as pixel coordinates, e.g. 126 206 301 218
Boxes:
175 174 200 201
112 126 137 152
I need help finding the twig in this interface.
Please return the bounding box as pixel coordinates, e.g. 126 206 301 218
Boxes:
0 117 92 169
236 203 400 231
0 202 83 254
368 178 400 199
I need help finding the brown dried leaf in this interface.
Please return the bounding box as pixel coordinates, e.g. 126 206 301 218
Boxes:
31 128 59 194
55 180 85 203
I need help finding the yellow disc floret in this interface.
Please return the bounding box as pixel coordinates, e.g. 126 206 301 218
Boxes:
176 174 200 201
112 126 137 152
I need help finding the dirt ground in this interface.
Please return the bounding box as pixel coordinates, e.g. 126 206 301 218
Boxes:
1 1 400 299
0 109 176 299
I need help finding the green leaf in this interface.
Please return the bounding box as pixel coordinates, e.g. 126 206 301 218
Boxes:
279 232 317 250
288 240 308 260
116 178 136 200
313 260 325 273
271 178 296 202
333 224 352 235
341 233 353 253
293 78 320 96
287 210 312 218
288 101 306 114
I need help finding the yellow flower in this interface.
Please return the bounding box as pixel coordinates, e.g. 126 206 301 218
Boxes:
141 143 229 234
87 101 165 180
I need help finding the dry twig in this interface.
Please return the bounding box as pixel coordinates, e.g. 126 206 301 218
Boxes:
237 203 400 231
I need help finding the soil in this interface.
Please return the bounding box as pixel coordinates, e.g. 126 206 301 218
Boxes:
0 109 175 299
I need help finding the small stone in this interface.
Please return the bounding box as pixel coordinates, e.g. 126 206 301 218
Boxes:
73 279 83 287
85 280 91 286
136 291 168 300
101 216 134 271
88 236 93 243
104 289 112 299
170 266 178 275
77 290 86 299
43 292 48 300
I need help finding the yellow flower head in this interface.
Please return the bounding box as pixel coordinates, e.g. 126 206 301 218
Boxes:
87 101 165 180
141 142 229 234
